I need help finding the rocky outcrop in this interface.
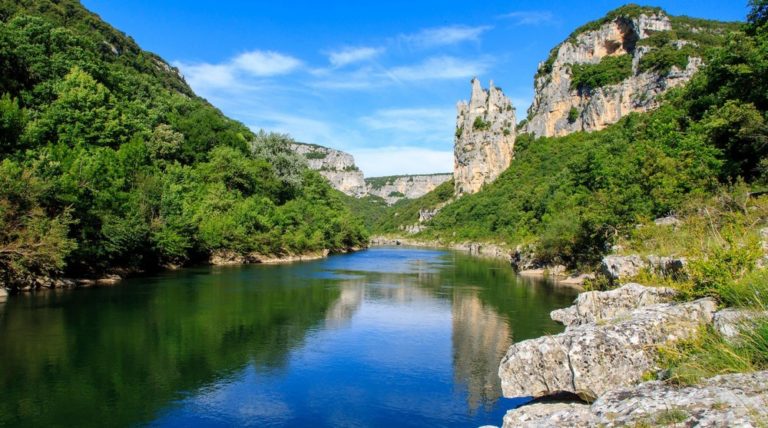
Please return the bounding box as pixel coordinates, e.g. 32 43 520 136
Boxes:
209 249 332 265
365 174 452 204
524 10 703 138
600 254 687 280
503 371 768 428
499 297 717 401
550 283 678 328
454 78 516 195
291 143 367 196
713 308 768 341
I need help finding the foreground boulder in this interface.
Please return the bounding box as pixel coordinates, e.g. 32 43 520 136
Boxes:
503 371 768 427
499 298 717 401
550 283 677 328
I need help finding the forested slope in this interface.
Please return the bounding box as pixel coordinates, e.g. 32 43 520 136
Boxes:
380 4 768 269
0 0 366 289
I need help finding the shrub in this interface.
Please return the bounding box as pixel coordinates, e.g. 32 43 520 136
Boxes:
473 116 491 131
570 54 633 91
567 106 579 124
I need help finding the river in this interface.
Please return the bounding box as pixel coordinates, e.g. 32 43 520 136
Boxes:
0 247 577 427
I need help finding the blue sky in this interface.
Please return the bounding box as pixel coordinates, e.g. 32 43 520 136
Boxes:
82 0 748 177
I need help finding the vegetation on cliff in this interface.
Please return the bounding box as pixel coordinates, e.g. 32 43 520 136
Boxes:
380 3 766 271
0 0 366 289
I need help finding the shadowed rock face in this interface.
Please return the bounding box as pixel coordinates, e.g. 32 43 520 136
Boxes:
454 78 516 195
524 12 700 138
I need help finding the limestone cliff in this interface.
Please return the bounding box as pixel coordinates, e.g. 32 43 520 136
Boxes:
291 143 367 197
454 78 516 195
366 174 452 205
524 6 735 138
292 143 452 203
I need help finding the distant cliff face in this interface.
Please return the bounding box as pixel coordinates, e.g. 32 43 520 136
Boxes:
523 8 733 138
291 143 367 197
366 174 453 205
454 78 516 195
292 143 451 203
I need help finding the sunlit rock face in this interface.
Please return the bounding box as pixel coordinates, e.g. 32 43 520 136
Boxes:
454 78 516 195
291 143 367 197
291 143 451 203
523 11 700 138
366 174 452 205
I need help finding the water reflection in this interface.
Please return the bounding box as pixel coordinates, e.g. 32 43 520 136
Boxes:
0 247 576 428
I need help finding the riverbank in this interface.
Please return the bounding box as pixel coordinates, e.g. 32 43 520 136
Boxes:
0 246 365 297
494 283 768 427
370 235 590 289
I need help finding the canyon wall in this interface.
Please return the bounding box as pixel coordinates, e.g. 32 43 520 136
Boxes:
523 10 718 137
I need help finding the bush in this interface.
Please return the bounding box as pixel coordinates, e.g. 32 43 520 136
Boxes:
567 106 579 124
570 54 633 92
473 116 491 131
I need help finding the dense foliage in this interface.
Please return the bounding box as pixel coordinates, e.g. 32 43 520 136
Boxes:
570 54 633 92
638 16 739 75
0 1 366 288
384 9 767 269
372 179 454 234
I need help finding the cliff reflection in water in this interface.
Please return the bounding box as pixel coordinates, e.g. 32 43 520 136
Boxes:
0 247 576 428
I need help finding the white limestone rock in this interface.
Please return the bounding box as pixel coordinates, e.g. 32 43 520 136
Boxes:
524 11 702 138
503 371 768 427
499 298 717 401
366 174 452 204
550 283 677 328
454 78 516 195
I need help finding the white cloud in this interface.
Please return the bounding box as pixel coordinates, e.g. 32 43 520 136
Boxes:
401 25 492 48
174 62 238 90
310 55 492 90
352 147 453 176
232 50 302 76
499 11 555 26
328 46 384 67
387 56 493 81
175 49 302 93
361 108 454 138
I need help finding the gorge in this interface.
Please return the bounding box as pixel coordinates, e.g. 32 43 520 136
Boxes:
2 1 767 428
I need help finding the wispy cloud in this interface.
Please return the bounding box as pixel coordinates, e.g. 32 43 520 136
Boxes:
232 51 302 76
400 25 492 48
387 55 493 81
310 55 492 90
327 46 384 67
361 108 454 135
498 11 555 26
175 62 238 90
352 147 453 177
175 49 302 92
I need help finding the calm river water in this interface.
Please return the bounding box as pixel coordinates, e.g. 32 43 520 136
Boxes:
0 247 577 427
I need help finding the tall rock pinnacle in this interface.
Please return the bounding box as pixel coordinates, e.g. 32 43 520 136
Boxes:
453 78 516 195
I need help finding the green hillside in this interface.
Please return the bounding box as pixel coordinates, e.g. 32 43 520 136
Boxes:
0 0 366 289
378 4 768 269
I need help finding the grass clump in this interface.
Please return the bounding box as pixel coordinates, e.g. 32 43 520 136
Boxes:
659 318 768 385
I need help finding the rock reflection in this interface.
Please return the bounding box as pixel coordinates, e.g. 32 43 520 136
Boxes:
451 292 512 411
